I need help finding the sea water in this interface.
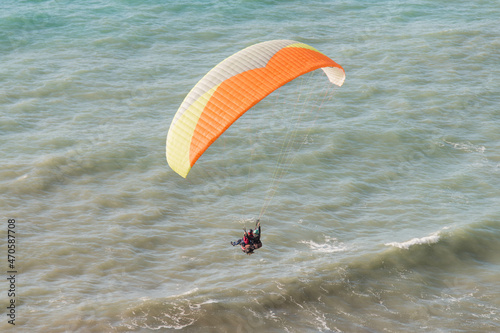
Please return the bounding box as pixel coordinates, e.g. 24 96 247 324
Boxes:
1 1 499 332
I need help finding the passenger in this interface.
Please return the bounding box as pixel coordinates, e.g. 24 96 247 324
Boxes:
247 229 255 243
231 228 248 246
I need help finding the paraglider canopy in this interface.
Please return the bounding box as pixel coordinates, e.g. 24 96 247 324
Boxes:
166 40 345 178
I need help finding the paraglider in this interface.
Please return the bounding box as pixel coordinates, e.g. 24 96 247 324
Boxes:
231 220 262 255
166 40 345 254
166 39 345 178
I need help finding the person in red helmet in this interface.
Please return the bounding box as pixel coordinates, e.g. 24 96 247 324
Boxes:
241 228 254 254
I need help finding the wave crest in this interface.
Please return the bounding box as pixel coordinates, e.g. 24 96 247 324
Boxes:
385 230 442 249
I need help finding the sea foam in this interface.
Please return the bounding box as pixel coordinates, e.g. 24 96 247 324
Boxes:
385 230 443 250
300 236 347 253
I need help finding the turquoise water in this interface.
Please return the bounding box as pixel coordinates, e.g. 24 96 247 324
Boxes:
1 1 499 332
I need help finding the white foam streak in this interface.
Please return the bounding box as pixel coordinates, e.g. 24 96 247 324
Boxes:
443 140 486 154
300 236 347 253
385 231 441 250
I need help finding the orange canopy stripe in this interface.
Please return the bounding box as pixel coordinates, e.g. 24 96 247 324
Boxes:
189 46 341 167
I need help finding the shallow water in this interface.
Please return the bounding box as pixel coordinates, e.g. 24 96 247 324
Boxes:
1 0 499 332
